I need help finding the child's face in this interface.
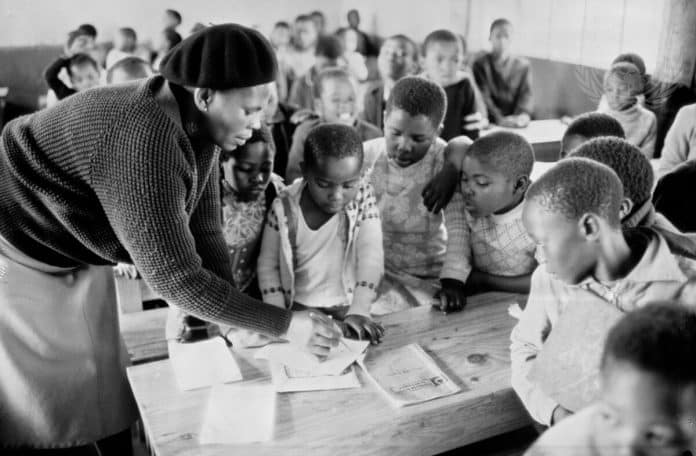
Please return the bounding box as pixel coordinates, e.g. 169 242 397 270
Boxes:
384 108 439 168
304 156 362 215
163 13 179 29
596 362 696 456
560 134 588 158
294 20 318 50
317 78 357 126
222 141 274 201
422 41 461 87
490 24 512 57
115 33 133 52
67 35 95 56
460 155 521 217
378 38 416 81
605 74 637 111
271 26 291 48
204 84 269 152
70 63 100 91
522 196 596 284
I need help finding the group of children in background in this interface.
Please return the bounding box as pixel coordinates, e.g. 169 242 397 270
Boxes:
42 10 696 455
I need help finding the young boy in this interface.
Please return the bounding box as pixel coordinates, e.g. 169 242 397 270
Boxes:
285 14 319 88
526 302 696 456
286 67 381 181
512 158 689 426
559 112 625 158
106 27 138 69
152 27 182 72
44 52 101 100
597 62 657 159
472 18 533 128
106 56 152 84
257 123 384 342
362 76 452 314
288 34 347 110
362 34 419 130
439 131 537 312
421 29 485 141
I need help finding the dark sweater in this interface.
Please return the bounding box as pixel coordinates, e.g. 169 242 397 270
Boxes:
441 78 478 141
43 57 77 100
0 76 292 336
472 52 534 123
653 160 696 233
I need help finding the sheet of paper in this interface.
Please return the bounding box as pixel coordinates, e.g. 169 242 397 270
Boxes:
270 362 361 392
168 338 243 391
199 383 275 444
255 338 369 376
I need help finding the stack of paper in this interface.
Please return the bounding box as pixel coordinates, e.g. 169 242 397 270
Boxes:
168 338 243 391
255 339 370 392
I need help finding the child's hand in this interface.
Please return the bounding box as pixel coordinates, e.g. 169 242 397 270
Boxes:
437 278 467 313
422 164 459 213
285 310 341 359
342 314 384 344
289 108 316 124
463 112 489 131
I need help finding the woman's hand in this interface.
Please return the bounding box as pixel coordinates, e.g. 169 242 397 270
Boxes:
342 314 384 344
285 310 342 359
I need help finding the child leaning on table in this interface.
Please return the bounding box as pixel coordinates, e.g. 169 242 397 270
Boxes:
525 302 696 456
511 158 689 427
257 123 385 343
438 131 537 312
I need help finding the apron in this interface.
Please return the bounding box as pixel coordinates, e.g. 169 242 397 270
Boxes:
0 235 137 449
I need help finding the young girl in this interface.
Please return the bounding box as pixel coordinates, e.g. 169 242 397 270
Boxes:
257 123 384 342
362 76 450 314
168 126 285 344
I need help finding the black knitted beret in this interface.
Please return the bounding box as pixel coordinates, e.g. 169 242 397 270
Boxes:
160 23 277 90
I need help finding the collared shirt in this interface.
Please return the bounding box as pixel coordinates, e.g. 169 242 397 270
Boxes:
510 230 688 425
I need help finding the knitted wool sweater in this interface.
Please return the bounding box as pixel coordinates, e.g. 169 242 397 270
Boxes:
0 76 292 336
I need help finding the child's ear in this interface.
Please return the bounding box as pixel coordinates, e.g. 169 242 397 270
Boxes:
513 175 530 195
193 88 214 112
578 213 601 241
618 197 634 220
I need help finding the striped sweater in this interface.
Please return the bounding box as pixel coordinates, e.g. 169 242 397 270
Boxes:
0 76 292 336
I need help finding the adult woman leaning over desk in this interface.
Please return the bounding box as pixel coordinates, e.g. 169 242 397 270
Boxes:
0 24 340 455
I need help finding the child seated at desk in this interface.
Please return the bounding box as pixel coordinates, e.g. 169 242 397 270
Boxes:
285 67 381 182
362 76 451 314
257 123 384 343
525 302 696 456
44 52 101 101
597 62 657 159
438 131 537 312
511 158 689 427
166 126 285 344
472 18 533 129
421 29 486 141
559 112 625 158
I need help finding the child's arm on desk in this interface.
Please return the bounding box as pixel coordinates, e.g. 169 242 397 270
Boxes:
345 183 384 344
439 191 472 313
257 203 288 309
422 136 473 213
466 270 533 295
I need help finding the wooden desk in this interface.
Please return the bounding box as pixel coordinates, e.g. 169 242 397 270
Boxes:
482 119 567 162
127 292 532 455
120 307 169 365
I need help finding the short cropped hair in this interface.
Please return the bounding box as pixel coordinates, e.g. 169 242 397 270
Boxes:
386 76 447 128
604 62 644 95
106 57 152 84
67 53 99 76
313 67 357 99
490 18 512 34
601 302 696 385
526 157 623 227
315 35 344 59
118 27 137 52
220 125 275 163
66 29 92 49
162 27 182 50
570 137 653 207
384 34 418 62
612 52 646 76
422 29 462 56
467 131 535 180
565 112 625 142
303 123 363 171
295 14 314 25
77 24 97 39
165 9 182 26
274 21 290 30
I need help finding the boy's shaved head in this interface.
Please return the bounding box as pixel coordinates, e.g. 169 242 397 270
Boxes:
490 18 512 34
564 112 625 141
467 131 534 180
422 29 461 56
570 137 653 207
386 76 447 128
303 123 363 171
526 157 623 227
